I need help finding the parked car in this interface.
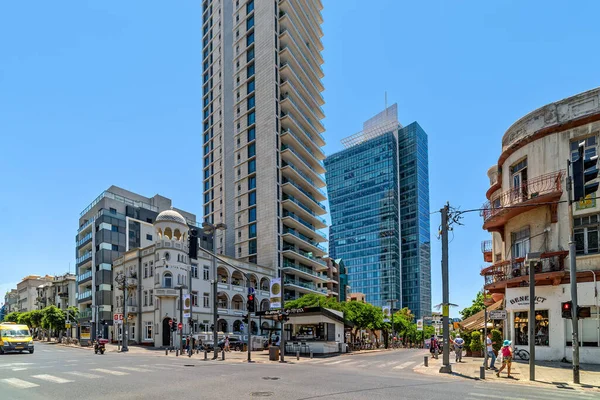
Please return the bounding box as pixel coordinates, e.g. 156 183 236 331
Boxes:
217 338 245 351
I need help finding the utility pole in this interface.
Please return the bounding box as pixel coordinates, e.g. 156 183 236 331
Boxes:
567 167 581 384
439 203 451 373
212 239 219 360
179 285 184 351
387 299 396 339
526 252 542 381
280 274 285 363
247 281 253 363
122 273 129 352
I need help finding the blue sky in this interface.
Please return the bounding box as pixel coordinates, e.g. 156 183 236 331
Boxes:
1 1 599 316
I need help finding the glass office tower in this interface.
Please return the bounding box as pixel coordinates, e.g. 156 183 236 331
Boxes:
325 105 431 318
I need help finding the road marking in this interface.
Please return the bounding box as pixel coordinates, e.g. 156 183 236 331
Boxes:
64 371 102 379
91 368 129 376
1 378 40 389
66 360 79 363
323 360 348 365
393 361 416 370
117 366 152 372
12 368 28 371
31 374 74 384
376 361 401 368
305 358 332 364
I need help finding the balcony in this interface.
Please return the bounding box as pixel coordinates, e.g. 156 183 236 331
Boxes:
481 251 568 292
282 259 328 282
76 252 92 266
284 279 327 295
76 233 92 248
281 144 326 183
77 290 92 302
115 305 139 314
282 193 327 223
282 228 326 256
481 171 564 237
77 218 94 234
155 288 178 297
481 240 493 263
79 308 92 320
278 29 324 83
282 175 326 204
282 211 326 241
281 127 326 165
278 45 324 94
280 93 324 139
77 270 93 284
281 78 324 120
281 110 325 147
279 62 324 108
278 3 324 55
80 190 158 217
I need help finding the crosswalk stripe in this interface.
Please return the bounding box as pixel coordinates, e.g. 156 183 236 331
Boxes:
91 368 129 376
64 372 102 379
468 392 592 400
393 361 416 370
376 361 401 368
306 359 332 364
323 360 347 365
31 374 74 384
117 366 152 372
1 378 40 389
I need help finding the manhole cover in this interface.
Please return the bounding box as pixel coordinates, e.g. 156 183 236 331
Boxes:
251 392 273 397
261 377 280 380
184 364 195 367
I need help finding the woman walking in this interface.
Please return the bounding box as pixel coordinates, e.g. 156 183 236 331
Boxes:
496 340 513 378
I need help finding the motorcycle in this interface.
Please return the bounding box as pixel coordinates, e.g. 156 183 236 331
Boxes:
94 338 108 355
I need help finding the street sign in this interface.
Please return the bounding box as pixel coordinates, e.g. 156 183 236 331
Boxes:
240 323 245 331
113 313 123 322
248 287 255 295
169 320 173 327
114 319 123 325
416 319 423 331
489 310 507 320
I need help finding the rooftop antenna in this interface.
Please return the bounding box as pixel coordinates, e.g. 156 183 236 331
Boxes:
384 91 388 114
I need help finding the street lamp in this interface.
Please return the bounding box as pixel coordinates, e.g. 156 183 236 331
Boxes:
202 221 227 359
175 284 188 352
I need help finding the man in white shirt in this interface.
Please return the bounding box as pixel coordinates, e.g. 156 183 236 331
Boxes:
452 334 465 362
486 332 497 370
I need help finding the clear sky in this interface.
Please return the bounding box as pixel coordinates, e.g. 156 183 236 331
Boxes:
1 1 599 316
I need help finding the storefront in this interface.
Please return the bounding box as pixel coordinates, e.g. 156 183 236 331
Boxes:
505 281 599 363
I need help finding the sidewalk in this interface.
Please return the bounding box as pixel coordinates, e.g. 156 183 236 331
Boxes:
414 355 600 393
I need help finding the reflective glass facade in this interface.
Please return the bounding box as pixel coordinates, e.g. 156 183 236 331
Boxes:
326 122 431 318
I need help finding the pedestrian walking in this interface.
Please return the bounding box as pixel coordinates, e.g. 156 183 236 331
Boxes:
496 340 513 378
275 335 280 347
224 336 230 352
429 335 439 359
451 334 464 362
485 332 497 370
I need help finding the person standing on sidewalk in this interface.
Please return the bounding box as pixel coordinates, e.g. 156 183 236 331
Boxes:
485 332 497 370
496 340 513 378
224 336 230 352
451 334 464 362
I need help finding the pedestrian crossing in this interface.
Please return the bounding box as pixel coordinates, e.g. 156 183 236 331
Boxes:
465 383 599 400
0 363 193 390
301 357 420 371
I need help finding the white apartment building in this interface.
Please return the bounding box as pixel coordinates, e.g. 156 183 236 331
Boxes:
481 87 600 363
17 275 53 312
201 0 328 301
112 209 275 347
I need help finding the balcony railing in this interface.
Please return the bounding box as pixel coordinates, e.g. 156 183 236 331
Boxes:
78 218 94 233
281 128 325 164
76 233 92 247
281 110 325 145
283 259 325 279
76 252 92 265
281 144 325 180
79 309 92 319
284 279 327 293
77 270 93 283
282 194 327 219
283 211 326 239
283 228 326 252
283 176 326 202
78 290 92 301
80 190 158 217
481 171 564 224
481 240 492 253
482 252 568 286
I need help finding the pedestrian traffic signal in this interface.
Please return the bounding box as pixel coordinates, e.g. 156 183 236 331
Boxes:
247 294 255 312
572 141 599 202
178 322 183 331
188 229 198 260
210 324 215 332
243 316 249 324
562 301 573 318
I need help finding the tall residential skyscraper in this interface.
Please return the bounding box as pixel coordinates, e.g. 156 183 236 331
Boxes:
202 0 328 300
325 105 431 318
76 186 197 342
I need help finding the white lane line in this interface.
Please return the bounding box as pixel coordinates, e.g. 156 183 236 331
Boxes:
42 350 51 353
117 366 152 372
393 361 416 370
1 378 40 389
376 361 401 368
323 360 348 365
91 368 129 376
12 368 28 371
305 358 332 364
64 371 102 379
31 374 74 384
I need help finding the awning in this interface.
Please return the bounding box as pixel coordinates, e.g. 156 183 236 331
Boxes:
458 300 503 331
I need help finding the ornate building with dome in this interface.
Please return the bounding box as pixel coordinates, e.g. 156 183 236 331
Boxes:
112 208 275 348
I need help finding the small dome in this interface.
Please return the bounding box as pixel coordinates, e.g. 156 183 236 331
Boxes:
156 209 187 225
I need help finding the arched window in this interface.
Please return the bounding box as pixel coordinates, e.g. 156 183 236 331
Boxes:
164 227 172 239
164 252 170 261
174 229 182 240
163 272 173 288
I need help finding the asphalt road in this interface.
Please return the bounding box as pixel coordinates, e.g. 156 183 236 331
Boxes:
0 342 598 400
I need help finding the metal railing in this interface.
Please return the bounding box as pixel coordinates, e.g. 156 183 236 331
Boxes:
77 270 93 283
281 144 325 179
481 240 492 253
282 194 327 219
76 252 92 265
80 190 158 217
283 176 326 202
77 218 94 233
78 290 92 301
79 309 92 319
280 92 324 135
76 233 92 248
282 260 325 279
283 228 326 252
282 211 326 239
281 128 325 165
481 170 563 223
284 279 327 293
482 252 567 286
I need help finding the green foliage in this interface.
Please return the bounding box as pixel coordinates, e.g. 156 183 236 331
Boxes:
30 310 43 328
462 332 471 349
284 294 345 312
470 331 483 352
41 305 66 334
491 329 502 353
4 311 20 323
17 311 32 327
460 291 490 320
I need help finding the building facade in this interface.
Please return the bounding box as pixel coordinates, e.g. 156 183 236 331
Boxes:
4 289 18 313
481 87 600 363
17 275 53 312
201 0 327 301
325 105 431 318
320 257 349 302
76 186 197 341
111 209 275 347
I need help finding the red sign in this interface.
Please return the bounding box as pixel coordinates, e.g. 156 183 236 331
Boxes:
178 322 183 331
113 313 123 321
168 320 173 327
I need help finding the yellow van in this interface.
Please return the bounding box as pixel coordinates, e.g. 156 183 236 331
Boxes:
0 322 34 354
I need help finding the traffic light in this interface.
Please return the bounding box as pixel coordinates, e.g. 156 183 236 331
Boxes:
572 141 599 202
188 229 198 260
247 294 255 312
243 316 249 324
562 301 573 319
189 318 195 327
178 322 183 331
210 324 215 332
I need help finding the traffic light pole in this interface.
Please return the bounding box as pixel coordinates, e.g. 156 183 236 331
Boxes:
179 286 184 352
439 203 451 374
567 173 581 384
122 273 129 352
247 278 252 363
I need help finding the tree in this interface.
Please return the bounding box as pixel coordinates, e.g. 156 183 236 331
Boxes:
284 294 344 312
4 311 20 323
17 311 32 327
491 329 503 353
470 331 483 353
41 305 65 340
460 291 490 320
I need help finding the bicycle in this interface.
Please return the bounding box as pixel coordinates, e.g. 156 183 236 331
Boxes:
513 347 529 361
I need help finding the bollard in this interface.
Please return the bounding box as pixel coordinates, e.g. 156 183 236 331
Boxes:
480 366 485 379
204 350 208 360
296 351 300 360
424 356 428 367
310 351 313 359
221 350 225 361
165 348 168 356
176 349 179 357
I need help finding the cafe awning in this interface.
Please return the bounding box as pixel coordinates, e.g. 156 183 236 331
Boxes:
458 300 503 331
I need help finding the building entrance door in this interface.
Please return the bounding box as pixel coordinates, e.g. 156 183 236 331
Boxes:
162 318 172 347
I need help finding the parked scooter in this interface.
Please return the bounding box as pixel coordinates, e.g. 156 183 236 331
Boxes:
94 338 107 355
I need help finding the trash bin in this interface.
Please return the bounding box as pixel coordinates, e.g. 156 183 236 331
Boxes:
269 346 280 361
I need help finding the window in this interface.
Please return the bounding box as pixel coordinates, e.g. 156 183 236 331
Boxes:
249 207 256 222
571 136 597 161
247 111 255 125
144 291 148 306
192 292 199 307
248 191 256 206
144 263 148 278
247 127 255 142
111 225 118 232
149 261 154 277
574 214 600 255
146 234 153 241
203 265 210 280
144 322 153 340
510 227 530 259
513 311 529 345
247 63 255 78
246 0 254 13
149 290 153 306
246 15 254 30
163 272 173 288
581 306 600 346
246 32 254 46
249 223 257 238
533 310 549 346
203 292 210 308
248 143 256 158
164 252 170 261
248 159 256 174
192 264 199 279
247 80 255 94
247 47 254 62
110 208 117 214
247 95 255 110
249 239 257 254
248 176 256 190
